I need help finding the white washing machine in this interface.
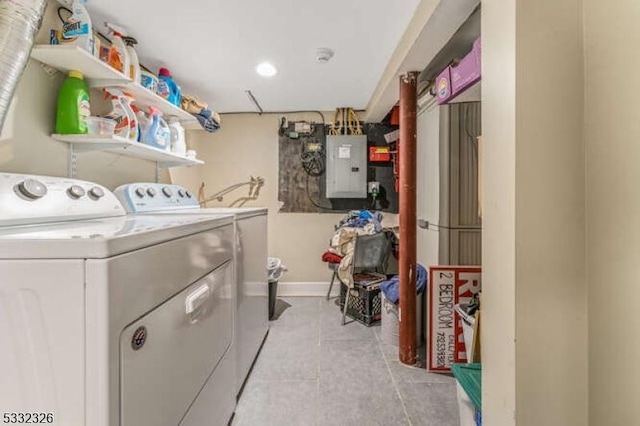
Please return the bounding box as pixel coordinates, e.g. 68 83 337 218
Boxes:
114 183 269 395
0 173 237 426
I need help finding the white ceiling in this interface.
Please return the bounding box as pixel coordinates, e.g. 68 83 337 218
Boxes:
87 0 420 113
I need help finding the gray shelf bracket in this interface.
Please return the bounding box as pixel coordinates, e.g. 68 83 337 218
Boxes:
68 144 77 178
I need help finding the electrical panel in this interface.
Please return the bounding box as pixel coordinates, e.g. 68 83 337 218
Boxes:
326 135 367 198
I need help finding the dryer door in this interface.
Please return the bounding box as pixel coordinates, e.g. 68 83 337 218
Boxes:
119 261 233 426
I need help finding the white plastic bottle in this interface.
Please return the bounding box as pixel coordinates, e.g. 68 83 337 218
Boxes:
103 89 129 139
103 88 137 140
122 36 141 83
120 92 138 141
133 105 148 142
61 0 94 55
144 107 171 150
168 118 186 156
158 117 171 151
106 24 130 78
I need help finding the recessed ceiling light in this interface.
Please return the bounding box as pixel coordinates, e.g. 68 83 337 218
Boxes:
256 62 277 77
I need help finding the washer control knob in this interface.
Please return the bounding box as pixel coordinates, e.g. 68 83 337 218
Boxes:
89 187 105 199
146 187 157 197
18 179 47 199
67 185 86 199
185 190 192 198
135 187 145 198
178 189 185 198
162 186 173 198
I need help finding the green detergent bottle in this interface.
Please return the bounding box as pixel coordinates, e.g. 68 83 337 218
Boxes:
56 70 91 134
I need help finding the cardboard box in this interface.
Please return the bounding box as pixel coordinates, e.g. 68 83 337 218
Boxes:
435 37 482 105
451 37 481 95
427 266 481 372
435 67 453 105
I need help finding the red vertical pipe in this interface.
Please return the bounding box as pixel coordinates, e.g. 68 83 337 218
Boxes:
398 72 418 365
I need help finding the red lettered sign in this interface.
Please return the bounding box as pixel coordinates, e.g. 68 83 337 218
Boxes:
427 266 481 372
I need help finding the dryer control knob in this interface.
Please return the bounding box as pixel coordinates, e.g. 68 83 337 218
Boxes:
18 179 47 199
178 189 185 198
135 188 145 198
146 188 157 197
185 190 192 198
162 187 173 198
67 185 86 199
89 187 105 199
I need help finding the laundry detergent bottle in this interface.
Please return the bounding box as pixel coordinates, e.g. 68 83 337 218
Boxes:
168 117 186 156
144 107 170 150
157 68 182 106
56 70 91 134
61 0 94 55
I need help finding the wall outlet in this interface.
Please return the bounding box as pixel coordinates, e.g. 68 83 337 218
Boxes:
368 181 380 194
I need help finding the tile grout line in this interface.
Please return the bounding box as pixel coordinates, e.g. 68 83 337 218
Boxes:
374 330 413 426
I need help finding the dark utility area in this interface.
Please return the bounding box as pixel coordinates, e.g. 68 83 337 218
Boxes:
278 120 399 213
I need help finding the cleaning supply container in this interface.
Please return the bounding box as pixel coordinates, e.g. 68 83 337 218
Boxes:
103 88 132 139
157 68 182 106
56 70 91 135
168 118 186 156
144 107 170 150
60 0 94 55
121 92 138 141
122 36 141 83
140 69 158 92
105 24 129 75
132 104 147 142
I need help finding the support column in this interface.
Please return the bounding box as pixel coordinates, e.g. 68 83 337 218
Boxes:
398 71 418 365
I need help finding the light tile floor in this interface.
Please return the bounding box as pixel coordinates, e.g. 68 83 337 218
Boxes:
232 297 460 426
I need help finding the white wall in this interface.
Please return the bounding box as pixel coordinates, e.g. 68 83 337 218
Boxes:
483 0 587 424
585 1 640 424
481 0 517 422
0 1 170 189
187 113 344 283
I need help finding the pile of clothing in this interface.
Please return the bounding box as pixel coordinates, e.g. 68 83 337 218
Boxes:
320 210 386 288
181 94 221 133
380 264 428 304
337 210 383 233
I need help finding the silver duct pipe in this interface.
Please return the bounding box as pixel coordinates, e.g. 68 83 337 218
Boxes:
0 0 48 131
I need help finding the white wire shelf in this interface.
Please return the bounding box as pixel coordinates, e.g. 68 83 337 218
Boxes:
51 134 203 168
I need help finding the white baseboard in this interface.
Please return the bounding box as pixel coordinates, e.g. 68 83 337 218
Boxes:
276 281 340 297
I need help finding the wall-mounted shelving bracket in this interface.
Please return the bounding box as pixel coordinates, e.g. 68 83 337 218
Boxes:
68 144 77 178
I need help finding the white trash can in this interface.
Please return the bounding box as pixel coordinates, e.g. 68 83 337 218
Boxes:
380 291 422 347
267 257 287 320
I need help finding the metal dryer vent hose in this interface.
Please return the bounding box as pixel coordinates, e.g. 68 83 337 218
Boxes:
0 0 48 131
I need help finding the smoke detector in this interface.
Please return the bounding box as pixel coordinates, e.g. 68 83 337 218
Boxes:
315 48 335 63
